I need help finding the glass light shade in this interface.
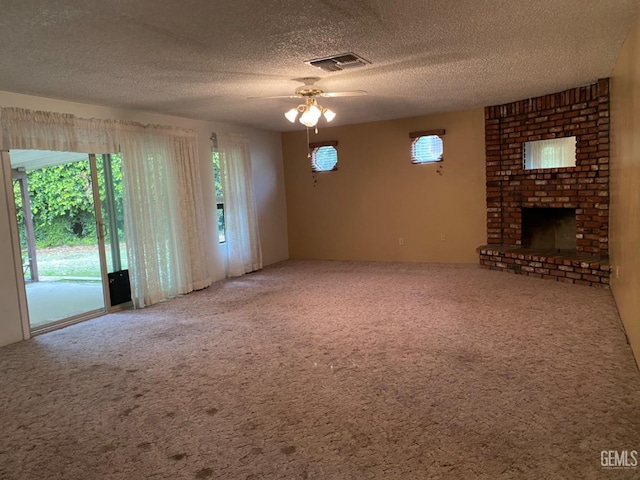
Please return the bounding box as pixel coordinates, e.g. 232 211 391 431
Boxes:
299 107 320 127
308 104 322 119
284 108 299 123
323 108 336 122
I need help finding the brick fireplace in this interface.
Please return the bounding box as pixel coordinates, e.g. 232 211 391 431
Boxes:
478 80 611 287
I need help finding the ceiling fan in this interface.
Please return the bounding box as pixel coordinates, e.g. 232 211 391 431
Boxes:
251 77 367 127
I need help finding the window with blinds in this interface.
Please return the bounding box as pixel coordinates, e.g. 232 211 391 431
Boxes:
309 141 338 172
409 129 445 164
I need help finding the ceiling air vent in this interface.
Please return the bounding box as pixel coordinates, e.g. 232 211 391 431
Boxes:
305 52 370 72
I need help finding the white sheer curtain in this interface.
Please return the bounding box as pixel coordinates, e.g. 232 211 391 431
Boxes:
120 127 211 307
0 107 212 308
218 133 262 277
524 137 576 170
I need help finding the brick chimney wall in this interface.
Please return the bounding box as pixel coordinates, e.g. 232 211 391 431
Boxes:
484 79 610 256
478 80 610 288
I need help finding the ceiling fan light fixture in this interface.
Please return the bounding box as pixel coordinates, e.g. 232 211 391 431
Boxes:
284 108 299 123
323 108 336 122
308 104 322 119
281 80 353 128
299 107 320 127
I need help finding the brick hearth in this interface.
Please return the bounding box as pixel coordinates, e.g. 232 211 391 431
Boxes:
478 246 610 287
479 80 610 287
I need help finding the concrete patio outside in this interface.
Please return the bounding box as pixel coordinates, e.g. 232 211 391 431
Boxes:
25 280 105 329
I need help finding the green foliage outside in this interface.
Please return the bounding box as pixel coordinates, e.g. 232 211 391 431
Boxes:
13 154 125 249
212 152 226 242
213 151 223 198
35 246 105 278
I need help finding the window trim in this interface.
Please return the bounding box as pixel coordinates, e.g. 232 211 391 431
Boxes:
408 129 446 139
409 129 445 164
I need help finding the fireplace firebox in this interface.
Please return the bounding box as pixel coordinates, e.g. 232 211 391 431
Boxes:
522 208 576 251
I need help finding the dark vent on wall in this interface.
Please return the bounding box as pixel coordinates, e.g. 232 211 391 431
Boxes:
306 52 370 72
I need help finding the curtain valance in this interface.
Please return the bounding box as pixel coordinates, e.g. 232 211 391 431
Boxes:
0 107 196 154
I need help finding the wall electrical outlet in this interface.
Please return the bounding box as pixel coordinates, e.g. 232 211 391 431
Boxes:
440 233 446 241
399 237 404 246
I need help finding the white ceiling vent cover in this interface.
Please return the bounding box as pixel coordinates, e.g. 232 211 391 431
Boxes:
305 52 370 72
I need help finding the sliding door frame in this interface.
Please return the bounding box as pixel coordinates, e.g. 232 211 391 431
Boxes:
89 153 111 317
1 151 31 340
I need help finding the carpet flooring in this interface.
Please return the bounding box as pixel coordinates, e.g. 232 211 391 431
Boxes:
1 260 639 479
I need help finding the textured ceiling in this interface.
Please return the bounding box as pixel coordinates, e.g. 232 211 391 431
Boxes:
0 0 637 132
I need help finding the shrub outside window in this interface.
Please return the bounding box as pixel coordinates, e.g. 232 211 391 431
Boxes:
212 151 225 243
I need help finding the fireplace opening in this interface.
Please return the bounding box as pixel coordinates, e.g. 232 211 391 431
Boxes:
522 208 576 251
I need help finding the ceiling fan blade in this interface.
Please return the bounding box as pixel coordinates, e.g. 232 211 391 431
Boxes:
246 94 301 100
319 90 367 97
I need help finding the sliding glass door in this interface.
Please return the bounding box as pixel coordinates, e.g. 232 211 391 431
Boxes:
96 153 130 308
10 150 127 332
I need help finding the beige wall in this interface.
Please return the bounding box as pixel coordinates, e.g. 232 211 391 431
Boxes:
282 109 486 263
0 91 288 347
610 11 640 365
